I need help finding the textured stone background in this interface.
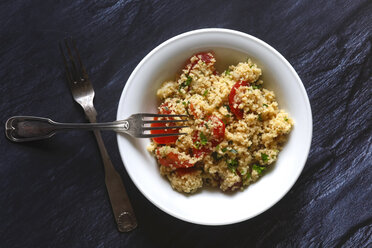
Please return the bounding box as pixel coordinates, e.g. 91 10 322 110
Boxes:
1 0 371 247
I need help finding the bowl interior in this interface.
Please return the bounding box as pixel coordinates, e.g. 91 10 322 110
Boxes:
117 29 312 225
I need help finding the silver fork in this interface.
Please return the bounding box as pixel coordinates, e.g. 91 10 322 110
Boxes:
5 114 188 142
58 38 153 232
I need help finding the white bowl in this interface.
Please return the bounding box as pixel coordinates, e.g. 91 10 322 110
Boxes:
116 28 312 225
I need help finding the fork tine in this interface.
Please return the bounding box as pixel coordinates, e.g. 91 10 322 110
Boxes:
64 38 80 81
142 125 188 131
140 133 187 138
142 119 188 124
59 43 74 84
138 113 188 118
71 39 88 76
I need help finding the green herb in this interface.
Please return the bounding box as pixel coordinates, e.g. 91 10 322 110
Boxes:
212 152 222 162
258 114 263 121
239 167 246 175
204 123 209 129
261 153 269 162
203 89 208 97
193 141 200 149
252 164 266 175
200 132 208 145
221 147 228 152
176 100 180 103
182 101 190 115
229 148 238 154
225 69 231 76
245 173 251 180
179 75 192 90
252 84 262 90
216 145 220 151
250 64 254 68
224 104 231 112
227 159 238 173
225 114 231 118
263 104 268 107
186 76 192 85
228 140 233 145
164 106 169 111
239 167 251 182
284 117 288 121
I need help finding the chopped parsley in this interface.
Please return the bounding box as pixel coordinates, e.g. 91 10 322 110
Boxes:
229 148 238 154
263 104 268 107
252 84 262 90
164 106 169 111
252 164 266 175
221 147 228 153
227 159 239 173
239 168 251 182
244 173 251 182
216 145 220 151
200 132 208 145
193 141 200 149
261 153 269 163
204 123 209 129
284 117 288 121
224 104 231 112
179 75 192 90
224 114 231 118
176 100 180 103
212 152 222 162
182 101 190 115
239 167 247 175
228 140 233 145
225 69 231 76
258 114 263 121
203 89 208 97
250 64 254 68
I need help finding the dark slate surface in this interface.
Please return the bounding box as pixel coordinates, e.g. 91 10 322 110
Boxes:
1 0 371 247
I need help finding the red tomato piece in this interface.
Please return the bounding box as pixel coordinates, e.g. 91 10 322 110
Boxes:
157 151 194 168
228 80 250 119
189 103 197 118
207 115 225 146
151 119 179 144
159 102 171 114
151 102 179 144
185 52 215 73
191 131 211 158
176 167 197 176
194 52 214 64
191 115 225 157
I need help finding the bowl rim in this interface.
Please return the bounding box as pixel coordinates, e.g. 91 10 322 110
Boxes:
116 28 313 225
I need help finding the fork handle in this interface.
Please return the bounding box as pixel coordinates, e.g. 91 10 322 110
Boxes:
5 116 129 142
92 129 138 232
84 108 138 232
